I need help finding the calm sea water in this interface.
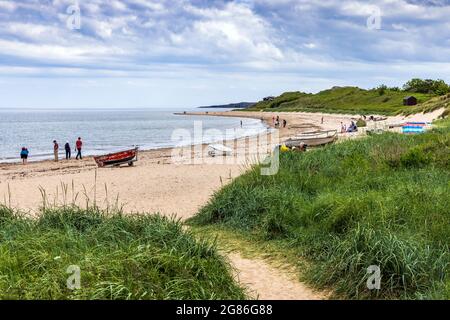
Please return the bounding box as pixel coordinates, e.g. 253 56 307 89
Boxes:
0 108 267 162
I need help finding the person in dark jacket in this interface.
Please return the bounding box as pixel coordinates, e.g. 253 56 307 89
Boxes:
65 141 71 160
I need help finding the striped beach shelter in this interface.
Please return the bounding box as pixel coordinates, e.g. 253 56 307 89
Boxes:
402 122 426 134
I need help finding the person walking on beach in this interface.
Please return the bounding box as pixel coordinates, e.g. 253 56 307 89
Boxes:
283 119 287 128
65 141 71 160
240 120 243 128
75 137 83 160
20 147 29 165
53 140 59 162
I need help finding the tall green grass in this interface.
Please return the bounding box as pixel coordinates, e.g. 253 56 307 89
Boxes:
0 206 246 300
190 119 450 299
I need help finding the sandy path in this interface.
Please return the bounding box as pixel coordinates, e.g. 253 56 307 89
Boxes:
229 253 325 300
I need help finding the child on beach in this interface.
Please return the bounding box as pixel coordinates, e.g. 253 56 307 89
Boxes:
20 147 29 165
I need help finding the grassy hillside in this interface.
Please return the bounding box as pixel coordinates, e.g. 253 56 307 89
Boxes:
246 87 435 115
0 207 246 300
403 93 450 117
190 119 450 299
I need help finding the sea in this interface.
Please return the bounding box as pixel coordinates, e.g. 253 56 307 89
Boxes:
0 108 268 163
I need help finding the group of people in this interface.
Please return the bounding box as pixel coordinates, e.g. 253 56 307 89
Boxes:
20 137 84 165
272 116 287 128
340 121 358 133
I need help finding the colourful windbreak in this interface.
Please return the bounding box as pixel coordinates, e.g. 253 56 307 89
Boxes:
403 122 427 134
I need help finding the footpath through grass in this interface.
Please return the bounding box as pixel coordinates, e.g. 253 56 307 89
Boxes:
190 119 450 299
0 207 246 300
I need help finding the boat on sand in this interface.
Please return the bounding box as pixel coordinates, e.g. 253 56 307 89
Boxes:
208 144 233 157
94 147 139 167
285 130 338 148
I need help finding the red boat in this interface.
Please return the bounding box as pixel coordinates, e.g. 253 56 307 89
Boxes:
94 147 139 167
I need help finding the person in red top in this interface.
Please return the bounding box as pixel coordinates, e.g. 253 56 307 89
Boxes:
75 137 83 160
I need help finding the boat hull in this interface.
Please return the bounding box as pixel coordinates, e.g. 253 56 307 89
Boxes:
94 148 139 167
285 130 337 147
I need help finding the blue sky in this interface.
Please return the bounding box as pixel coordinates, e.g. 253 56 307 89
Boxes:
0 0 449 108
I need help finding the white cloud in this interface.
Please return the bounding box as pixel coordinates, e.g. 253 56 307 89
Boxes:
0 0 16 11
2 23 62 41
167 2 284 63
391 23 409 32
0 39 127 63
128 0 166 12
110 0 128 12
304 42 317 49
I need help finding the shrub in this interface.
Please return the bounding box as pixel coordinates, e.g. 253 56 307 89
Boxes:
400 146 430 168
377 85 387 96
403 78 450 95
356 119 367 127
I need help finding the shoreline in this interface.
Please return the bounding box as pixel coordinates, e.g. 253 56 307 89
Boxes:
3 106 444 169
0 108 335 168
0 113 269 166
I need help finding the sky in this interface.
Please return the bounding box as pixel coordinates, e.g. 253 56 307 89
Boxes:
0 0 449 109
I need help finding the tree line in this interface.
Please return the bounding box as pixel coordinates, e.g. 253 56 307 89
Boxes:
376 78 450 96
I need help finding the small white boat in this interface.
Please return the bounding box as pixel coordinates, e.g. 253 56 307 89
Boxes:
285 130 338 148
208 144 233 157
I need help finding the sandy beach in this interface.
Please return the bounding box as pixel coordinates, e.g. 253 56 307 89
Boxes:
0 110 349 215
1 108 445 217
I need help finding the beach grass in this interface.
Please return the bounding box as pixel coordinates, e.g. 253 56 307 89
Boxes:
0 206 246 300
189 118 450 299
